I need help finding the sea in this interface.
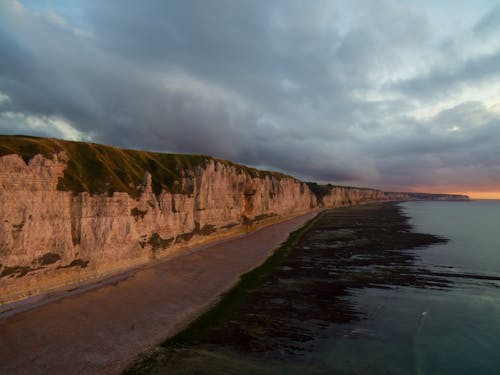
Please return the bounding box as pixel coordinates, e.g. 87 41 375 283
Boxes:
315 200 500 374
274 200 500 375
132 200 500 374
364 200 500 375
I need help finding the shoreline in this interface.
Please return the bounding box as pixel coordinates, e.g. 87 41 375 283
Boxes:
125 202 453 374
0 210 318 374
0 209 316 320
0 207 317 308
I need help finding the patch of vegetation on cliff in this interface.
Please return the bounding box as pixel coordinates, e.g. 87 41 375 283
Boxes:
254 213 277 222
12 222 25 231
148 233 174 251
0 265 34 278
242 213 278 226
0 253 64 279
220 222 238 231
131 207 148 221
54 141 212 197
174 222 217 244
306 182 333 203
56 259 89 269
36 253 61 266
0 135 62 163
233 165 289 181
0 135 296 197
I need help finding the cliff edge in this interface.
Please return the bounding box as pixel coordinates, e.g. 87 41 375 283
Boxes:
0 135 469 304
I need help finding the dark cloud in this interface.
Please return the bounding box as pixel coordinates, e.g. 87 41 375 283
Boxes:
367 101 500 189
393 50 500 100
0 0 500 193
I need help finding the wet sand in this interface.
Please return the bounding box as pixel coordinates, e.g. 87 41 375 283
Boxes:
0 211 317 374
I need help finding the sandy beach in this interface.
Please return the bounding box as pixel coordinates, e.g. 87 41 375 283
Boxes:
0 211 317 374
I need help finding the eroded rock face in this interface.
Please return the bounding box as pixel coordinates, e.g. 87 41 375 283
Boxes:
0 152 466 304
0 154 320 303
321 186 388 207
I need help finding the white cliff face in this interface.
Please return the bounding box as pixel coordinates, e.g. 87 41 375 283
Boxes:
0 146 469 304
0 154 318 303
321 186 389 207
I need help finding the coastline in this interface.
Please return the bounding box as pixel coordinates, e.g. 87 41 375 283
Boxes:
0 208 317 318
0 211 318 374
125 202 452 374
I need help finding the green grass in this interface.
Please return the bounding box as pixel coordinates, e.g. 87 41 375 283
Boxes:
0 135 62 163
0 135 295 197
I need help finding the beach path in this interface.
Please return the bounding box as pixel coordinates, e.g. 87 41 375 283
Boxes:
0 211 317 374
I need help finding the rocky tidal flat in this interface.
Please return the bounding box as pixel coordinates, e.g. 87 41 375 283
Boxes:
127 202 489 374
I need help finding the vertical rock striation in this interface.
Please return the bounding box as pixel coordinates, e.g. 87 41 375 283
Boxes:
0 136 468 304
0 150 318 303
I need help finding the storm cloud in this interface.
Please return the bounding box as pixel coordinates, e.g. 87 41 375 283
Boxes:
1 0 500 194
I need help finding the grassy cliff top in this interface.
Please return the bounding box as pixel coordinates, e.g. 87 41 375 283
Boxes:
0 135 293 197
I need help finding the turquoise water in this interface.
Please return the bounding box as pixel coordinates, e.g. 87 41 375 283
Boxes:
318 200 500 375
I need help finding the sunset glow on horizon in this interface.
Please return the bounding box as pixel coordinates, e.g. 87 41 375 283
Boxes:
396 186 500 200
463 191 500 200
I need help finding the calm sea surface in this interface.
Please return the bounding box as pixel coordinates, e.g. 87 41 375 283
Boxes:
318 200 500 375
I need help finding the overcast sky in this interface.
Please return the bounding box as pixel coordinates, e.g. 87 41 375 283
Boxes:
1 0 500 196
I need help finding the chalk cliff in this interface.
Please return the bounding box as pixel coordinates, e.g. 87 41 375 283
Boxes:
394 192 470 201
0 136 468 304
